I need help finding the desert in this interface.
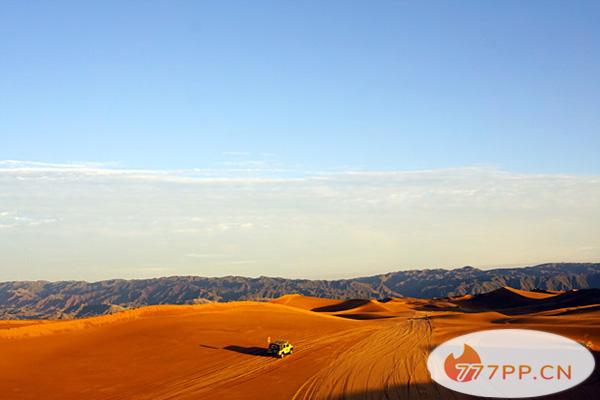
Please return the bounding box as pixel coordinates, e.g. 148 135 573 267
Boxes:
1 287 598 400
3 2 600 399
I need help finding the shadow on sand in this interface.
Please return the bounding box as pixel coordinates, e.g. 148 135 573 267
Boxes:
333 313 398 320
199 343 270 357
312 299 372 312
222 345 270 357
325 351 600 400
198 344 219 350
323 381 599 400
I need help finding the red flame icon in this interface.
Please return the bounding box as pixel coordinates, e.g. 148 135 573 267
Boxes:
444 344 482 382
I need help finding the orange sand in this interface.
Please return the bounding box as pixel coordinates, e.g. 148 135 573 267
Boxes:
1 288 598 399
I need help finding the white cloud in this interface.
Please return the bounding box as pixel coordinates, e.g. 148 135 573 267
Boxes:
222 260 258 265
0 160 599 280
0 210 59 230
185 253 231 259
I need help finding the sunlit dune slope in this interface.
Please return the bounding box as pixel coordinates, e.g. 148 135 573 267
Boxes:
502 286 561 299
269 293 342 310
1 289 599 400
274 296 419 320
0 302 370 400
0 320 48 331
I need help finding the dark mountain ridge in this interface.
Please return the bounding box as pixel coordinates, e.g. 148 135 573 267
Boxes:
1 263 598 319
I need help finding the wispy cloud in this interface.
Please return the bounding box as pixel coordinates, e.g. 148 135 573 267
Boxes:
185 253 231 259
1 160 599 280
0 159 304 183
0 210 59 230
224 260 257 265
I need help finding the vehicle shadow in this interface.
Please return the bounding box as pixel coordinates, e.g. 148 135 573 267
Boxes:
223 345 270 357
198 344 219 350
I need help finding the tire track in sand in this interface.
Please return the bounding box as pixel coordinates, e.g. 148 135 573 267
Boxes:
140 326 377 400
293 318 452 400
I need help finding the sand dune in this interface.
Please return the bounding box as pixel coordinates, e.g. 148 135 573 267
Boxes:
1 288 599 399
457 287 600 316
270 294 342 311
457 286 545 310
502 286 560 299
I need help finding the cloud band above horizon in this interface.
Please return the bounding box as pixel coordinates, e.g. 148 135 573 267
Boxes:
1 161 598 281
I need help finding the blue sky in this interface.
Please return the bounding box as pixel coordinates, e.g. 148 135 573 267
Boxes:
1 1 599 280
1 0 599 173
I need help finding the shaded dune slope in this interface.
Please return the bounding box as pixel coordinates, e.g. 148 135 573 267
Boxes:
457 287 600 315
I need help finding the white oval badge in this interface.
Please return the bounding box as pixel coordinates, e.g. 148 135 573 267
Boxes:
427 329 595 398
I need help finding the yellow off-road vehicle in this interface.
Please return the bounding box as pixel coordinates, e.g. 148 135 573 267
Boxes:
267 340 293 358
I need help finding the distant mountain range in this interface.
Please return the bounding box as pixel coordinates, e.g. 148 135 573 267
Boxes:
1 263 598 319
